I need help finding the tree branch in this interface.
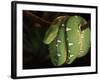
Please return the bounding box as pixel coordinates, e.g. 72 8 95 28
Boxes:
23 11 51 28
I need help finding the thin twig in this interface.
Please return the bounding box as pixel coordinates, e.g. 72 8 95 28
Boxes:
23 11 51 27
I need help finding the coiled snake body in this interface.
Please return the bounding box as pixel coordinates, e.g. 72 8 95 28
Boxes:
43 16 90 66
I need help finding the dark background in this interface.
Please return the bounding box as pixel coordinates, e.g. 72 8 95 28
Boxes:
23 10 91 69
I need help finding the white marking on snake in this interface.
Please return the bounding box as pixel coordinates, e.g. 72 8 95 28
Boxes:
57 40 61 43
81 36 84 38
69 55 74 59
68 43 73 46
66 27 71 31
68 50 71 53
75 16 78 18
57 54 61 57
56 44 58 47
81 34 84 39
77 30 80 32
82 31 85 33
62 24 65 27
70 55 74 58
78 42 81 44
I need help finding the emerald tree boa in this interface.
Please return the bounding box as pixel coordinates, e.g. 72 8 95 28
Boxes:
43 16 90 66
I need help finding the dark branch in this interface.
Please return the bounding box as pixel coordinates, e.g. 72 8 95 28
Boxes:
23 11 51 28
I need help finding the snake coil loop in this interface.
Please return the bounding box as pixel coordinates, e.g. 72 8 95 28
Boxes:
43 15 90 66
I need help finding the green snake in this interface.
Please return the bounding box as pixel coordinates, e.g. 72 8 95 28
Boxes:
43 15 90 66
